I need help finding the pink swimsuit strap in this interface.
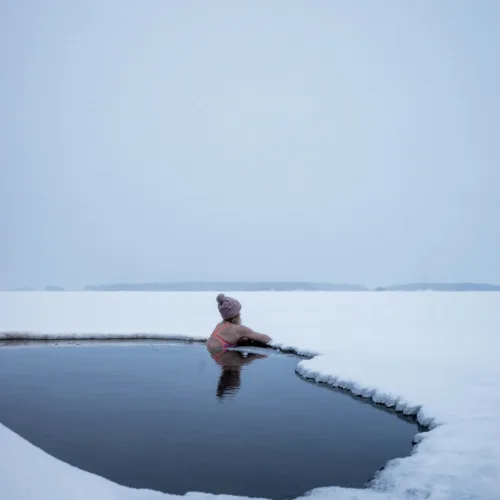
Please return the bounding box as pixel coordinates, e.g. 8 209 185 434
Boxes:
212 322 235 349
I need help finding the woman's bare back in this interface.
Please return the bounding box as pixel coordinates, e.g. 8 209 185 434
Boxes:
206 321 271 351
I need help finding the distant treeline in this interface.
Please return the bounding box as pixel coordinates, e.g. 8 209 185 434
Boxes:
3 286 65 291
5 282 500 292
83 281 500 292
83 282 367 292
374 282 500 292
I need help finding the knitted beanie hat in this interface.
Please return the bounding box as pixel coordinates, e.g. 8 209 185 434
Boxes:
216 293 242 320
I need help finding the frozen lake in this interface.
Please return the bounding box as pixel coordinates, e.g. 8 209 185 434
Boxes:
1 291 499 500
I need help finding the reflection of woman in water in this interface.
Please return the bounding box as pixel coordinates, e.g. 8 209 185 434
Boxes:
206 293 271 400
206 294 272 351
213 350 267 400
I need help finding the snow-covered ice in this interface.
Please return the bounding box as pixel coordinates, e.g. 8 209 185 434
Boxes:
1 291 499 500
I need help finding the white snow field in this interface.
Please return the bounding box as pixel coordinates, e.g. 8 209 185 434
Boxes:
1 291 499 500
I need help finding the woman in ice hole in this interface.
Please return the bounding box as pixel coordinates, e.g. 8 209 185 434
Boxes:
206 293 272 352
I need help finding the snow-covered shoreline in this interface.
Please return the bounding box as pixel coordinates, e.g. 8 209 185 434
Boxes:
1 292 499 500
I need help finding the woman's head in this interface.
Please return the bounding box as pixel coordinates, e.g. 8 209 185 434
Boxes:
216 293 242 322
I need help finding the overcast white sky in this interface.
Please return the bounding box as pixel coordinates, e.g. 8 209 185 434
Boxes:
1 1 499 288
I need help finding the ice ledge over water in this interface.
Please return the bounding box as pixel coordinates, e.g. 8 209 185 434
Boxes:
1 291 500 500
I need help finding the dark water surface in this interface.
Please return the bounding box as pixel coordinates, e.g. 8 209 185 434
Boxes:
0 342 419 499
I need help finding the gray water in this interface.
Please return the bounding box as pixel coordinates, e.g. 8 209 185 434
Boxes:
0 341 420 499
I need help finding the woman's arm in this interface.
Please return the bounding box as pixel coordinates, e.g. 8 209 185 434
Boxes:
237 325 271 344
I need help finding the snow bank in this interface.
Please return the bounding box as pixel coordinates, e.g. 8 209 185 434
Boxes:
0 421 264 500
1 291 500 500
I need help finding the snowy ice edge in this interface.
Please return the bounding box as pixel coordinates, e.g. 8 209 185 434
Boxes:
0 332 320 357
1 332 433 500
0 331 208 341
294 358 434 429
